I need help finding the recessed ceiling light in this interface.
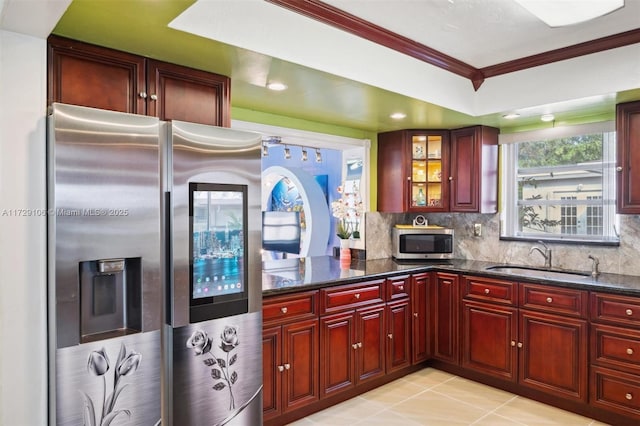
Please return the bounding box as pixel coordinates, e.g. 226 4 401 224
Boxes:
515 0 624 27
267 82 287 91
502 113 520 119
390 112 406 120
541 113 555 122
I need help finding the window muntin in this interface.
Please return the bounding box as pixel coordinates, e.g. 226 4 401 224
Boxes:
501 126 618 244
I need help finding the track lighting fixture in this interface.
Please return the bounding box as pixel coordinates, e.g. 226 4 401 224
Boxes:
284 145 291 160
301 147 308 161
262 143 269 157
315 148 322 163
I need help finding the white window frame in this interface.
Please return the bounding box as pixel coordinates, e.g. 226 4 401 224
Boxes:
500 122 619 245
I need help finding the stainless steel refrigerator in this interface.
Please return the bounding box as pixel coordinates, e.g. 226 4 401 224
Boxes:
47 103 262 426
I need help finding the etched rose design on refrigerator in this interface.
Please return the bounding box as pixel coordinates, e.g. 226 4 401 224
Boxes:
186 326 240 411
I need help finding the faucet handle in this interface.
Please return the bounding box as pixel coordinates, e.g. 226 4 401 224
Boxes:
588 255 600 277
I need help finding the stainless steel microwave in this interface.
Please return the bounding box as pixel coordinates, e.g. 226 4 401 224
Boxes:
392 225 454 260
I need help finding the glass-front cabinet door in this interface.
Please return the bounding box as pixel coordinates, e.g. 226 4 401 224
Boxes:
409 132 448 211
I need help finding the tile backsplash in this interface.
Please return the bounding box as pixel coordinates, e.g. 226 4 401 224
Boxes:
365 212 640 277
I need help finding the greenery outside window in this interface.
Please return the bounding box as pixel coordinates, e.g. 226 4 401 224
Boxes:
500 122 619 245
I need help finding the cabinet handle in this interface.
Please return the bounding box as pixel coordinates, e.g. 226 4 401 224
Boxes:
627 348 634 355
354 293 360 299
277 365 284 372
546 297 553 303
150 94 158 101
139 91 148 99
280 307 288 314
484 288 490 294
510 340 516 347
413 312 419 318
626 393 633 400
388 333 393 339
357 342 362 348
352 343 358 349
616 166 623 172
626 309 633 316
517 342 523 348
284 363 290 370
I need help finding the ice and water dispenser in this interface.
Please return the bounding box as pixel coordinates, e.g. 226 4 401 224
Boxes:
79 257 142 342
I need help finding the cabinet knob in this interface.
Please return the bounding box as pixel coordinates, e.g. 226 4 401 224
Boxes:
616 166 623 172
281 307 288 314
388 333 393 339
284 363 290 370
352 343 358 349
358 342 362 348
399 285 404 291
484 288 490 294
517 342 523 348
354 293 360 299
413 312 419 318
448 176 453 181
139 91 148 99
627 348 634 355
150 94 158 101
277 365 284 372
626 393 633 400
626 309 633 316
510 340 516 347
546 297 553 303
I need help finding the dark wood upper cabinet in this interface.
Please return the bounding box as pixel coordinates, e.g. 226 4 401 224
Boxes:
147 59 230 126
377 126 497 213
47 35 230 127
48 36 146 114
450 126 499 213
616 101 640 214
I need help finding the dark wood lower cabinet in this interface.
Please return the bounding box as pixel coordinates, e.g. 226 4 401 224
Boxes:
461 300 517 382
263 319 319 422
431 272 459 364
411 273 430 364
386 299 412 373
319 311 356 398
264 273 640 425
518 310 588 403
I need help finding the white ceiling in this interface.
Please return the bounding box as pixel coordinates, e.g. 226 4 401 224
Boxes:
322 0 640 68
170 0 640 119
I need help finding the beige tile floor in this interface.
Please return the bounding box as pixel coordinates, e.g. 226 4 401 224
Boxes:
286 368 610 426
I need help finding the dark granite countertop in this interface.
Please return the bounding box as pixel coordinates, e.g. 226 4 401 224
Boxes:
262 256 640 298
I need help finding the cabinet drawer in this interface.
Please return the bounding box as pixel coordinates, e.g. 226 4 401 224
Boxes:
519 283 587 318
591 366 640 418
463 275 517 305
591 292 640 326
320 279 385 314
591 324 640 374
263 291 318 324
386 275 410 301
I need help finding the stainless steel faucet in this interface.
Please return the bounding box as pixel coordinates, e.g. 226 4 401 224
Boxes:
529 241 552 269
588 254 600 277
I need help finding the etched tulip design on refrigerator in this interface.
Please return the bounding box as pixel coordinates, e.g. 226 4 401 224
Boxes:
81 343 142 426
186 326 240 411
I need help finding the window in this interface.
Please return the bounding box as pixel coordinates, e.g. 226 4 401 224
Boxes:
501 122 618 244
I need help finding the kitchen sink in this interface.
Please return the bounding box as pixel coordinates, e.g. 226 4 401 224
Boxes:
485 265 591 281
